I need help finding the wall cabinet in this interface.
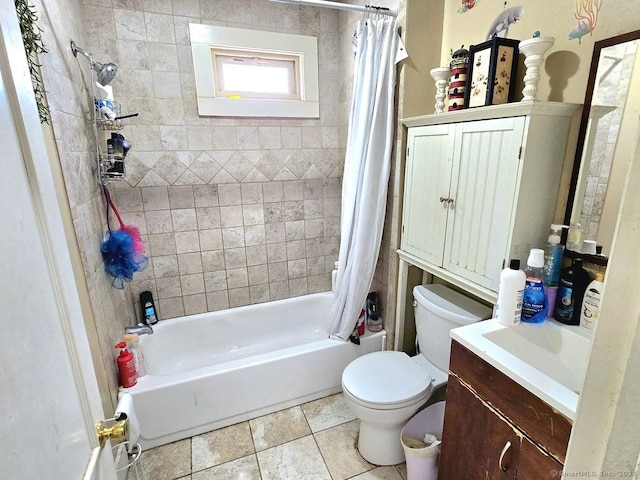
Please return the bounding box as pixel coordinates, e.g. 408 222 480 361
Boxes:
438 341 570 479
394 102 580 351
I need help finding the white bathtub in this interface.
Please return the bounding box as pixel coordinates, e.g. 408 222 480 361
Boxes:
124 292 385 449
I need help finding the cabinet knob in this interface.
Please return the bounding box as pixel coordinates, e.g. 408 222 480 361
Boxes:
499 440 512 472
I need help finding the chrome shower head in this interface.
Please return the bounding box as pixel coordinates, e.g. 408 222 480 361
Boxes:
93 61 118 86
70 40 119 86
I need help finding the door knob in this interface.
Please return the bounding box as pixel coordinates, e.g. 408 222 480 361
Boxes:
95 414 128 448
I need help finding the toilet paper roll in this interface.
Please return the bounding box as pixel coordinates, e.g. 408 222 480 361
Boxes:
115 392 140 448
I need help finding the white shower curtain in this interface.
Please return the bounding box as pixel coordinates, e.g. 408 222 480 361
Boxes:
328 16 401 341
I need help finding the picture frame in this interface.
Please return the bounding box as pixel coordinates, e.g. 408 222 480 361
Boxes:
464 38 519 108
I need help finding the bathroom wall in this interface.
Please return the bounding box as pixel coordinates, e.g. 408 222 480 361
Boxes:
440 0 640 104
78 0 344 321
34 0 134 412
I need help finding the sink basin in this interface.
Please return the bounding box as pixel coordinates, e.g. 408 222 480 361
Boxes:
450 318 593 420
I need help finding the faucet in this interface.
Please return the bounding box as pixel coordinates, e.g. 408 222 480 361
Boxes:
125 323 153 335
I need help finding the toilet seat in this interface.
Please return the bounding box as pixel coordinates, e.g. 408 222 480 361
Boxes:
342 351 433 410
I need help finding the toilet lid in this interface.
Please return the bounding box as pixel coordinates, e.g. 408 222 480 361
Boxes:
342 351 432 406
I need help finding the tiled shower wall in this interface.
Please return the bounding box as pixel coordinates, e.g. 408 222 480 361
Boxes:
79 0 345 319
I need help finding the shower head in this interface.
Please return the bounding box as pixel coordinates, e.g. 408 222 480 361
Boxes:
70 40 119 86
93 61 118 86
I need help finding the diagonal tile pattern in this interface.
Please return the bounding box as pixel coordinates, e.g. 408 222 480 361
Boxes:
128 393 408 480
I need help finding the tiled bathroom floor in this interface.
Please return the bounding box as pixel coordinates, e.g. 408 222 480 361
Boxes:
128 393 407 480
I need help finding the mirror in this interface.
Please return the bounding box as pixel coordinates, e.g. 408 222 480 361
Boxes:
564 30 640 257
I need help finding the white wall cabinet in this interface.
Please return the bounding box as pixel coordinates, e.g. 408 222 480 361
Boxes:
395 102 580 349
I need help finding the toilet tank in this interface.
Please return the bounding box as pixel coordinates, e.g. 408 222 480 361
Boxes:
413 284 492 372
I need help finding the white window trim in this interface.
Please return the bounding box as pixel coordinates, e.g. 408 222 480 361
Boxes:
189 24 319 118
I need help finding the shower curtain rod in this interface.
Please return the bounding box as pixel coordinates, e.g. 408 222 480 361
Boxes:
268 0 397 17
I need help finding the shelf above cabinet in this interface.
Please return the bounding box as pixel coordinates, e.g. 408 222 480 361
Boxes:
401 101 580 128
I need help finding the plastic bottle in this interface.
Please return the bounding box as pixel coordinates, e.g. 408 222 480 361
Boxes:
543 224 567 318
366 291 382 332
566 223 582 252
115 342 137 388
522 249 546 323
580 272 605 332
123 333 146 378
332 261 339 293
555 258 592 325
140 291 158 325
496 259 526 326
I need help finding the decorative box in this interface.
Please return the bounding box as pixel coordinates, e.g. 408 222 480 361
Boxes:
464 38 519 108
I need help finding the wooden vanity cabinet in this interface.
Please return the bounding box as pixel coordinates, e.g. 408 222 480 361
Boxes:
438 341 569 480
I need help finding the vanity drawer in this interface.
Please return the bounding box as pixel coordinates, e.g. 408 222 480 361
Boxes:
449 340 572 462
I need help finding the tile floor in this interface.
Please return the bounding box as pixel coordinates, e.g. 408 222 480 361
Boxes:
128 393 408 480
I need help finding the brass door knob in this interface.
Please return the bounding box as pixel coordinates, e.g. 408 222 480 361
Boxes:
95 417 128 448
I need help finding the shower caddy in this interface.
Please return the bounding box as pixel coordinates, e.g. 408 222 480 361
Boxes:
70 40 128 182
93 87 127 182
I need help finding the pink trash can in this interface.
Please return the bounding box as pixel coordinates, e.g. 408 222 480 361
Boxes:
400 401 446 480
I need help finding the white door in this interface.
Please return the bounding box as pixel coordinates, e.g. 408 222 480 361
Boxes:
0 5 116 479
401 124 455 266
445 116 525 290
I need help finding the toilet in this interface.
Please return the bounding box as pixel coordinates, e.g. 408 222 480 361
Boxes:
342 284 492 465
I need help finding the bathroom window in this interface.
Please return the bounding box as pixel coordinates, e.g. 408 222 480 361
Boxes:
212 49 300 100
190 24 319 118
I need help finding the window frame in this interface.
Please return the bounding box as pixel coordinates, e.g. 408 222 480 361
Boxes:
190 24 319 118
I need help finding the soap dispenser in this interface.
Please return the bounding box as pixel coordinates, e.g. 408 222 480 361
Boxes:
543 224 567 316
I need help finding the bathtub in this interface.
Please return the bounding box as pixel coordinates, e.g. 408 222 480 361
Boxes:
124 291 385 449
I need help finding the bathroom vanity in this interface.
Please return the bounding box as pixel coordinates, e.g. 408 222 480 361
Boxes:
439 341 569 479
436 318 592 479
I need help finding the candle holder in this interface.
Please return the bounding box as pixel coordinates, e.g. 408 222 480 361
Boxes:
519 36 555 102
430 67 451 114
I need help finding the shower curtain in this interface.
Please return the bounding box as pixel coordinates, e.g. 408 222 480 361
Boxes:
329 15 401 341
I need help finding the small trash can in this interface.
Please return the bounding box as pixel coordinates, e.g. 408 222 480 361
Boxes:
400 401 446 480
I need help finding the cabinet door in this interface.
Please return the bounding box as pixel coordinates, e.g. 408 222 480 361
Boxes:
517 436 563 480
402 124 455 266
439 376 521 480
444 117 526 291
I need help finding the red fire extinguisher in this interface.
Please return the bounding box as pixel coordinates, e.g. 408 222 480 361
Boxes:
115 341 137 388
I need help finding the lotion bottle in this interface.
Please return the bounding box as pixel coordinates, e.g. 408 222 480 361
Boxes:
496 259 526 326
580 272 605 332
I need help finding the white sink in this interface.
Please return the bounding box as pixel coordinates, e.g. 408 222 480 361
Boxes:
450 318 593 420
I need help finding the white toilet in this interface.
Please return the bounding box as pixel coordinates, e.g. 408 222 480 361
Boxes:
341 284 492 465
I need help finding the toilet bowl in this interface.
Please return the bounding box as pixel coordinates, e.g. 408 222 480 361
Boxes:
342 284 492 465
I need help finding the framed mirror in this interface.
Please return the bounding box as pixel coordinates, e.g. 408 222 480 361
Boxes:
564 30 640 258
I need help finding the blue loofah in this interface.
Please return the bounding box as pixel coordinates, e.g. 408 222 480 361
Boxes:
101 221 148 289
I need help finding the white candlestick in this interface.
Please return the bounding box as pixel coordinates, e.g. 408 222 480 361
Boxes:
430 67 451 113
519 37 555 102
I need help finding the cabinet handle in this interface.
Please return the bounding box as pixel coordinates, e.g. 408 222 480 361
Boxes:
446 197 454 204
439 196 447 203
498 440 512 472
